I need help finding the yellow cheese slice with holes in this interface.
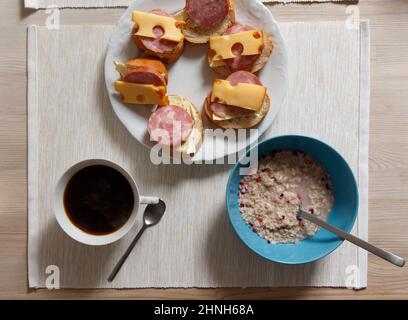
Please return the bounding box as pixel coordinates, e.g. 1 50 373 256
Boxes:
211 79 266 112
210 30 264 61
132 11 184 42
115 81 168 106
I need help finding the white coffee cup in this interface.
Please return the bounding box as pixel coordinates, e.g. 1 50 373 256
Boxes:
54 159 159 246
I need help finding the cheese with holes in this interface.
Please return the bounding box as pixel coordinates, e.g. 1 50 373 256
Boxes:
211 79 266 111
132 11 184 42
115 81 168 105
210 30 264 61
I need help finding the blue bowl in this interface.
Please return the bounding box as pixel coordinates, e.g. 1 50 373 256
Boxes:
226 135 359 265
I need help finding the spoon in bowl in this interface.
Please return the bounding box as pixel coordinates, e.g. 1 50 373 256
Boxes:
297 209 405 267
108 199 166 282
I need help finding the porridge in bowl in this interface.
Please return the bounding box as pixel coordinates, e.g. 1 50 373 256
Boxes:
238 150 334 244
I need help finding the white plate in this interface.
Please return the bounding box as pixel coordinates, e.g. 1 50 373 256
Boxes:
105 0 288 162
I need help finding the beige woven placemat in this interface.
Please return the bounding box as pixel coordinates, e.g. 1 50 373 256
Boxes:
28 21 370 288
25 0 356 9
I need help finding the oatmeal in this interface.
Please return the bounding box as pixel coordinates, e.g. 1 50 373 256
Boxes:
238 150 334 244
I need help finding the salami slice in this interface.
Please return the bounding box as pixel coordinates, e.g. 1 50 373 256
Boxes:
137 9 179 54
209 71 263 119
186 0 229 30
222 24 261 72
148 105 193 146
124 67 166 86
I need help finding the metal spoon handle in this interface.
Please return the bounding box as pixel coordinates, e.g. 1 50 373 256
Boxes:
298 210 405 267
108 225 148 282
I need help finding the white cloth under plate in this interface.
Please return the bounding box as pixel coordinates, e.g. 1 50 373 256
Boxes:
27 21 370 288
24 0 354 9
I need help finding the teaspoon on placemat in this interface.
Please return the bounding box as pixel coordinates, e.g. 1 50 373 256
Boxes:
108 200 166 282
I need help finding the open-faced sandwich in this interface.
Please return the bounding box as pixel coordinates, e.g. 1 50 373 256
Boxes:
132 9 185 64
148 95 203 156
204 71 270 129
175 0 235 44
208 24 274 77
114 57 169 105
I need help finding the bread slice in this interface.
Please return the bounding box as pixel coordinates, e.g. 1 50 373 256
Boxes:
114 57 168 83
204 94 270 129
132 27 185 64
162 95 204 156
126 57 168 79
209 33 274 77
174 0 235 44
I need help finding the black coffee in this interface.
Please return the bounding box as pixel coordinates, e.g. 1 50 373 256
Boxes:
63 165 134 235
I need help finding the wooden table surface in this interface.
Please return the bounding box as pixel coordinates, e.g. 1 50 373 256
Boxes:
0 0 407 299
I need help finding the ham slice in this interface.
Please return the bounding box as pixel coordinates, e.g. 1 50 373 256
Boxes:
209 97 254 119
124 66 166 86
186 0 229 30
148 105 193 146
226 70 262 86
